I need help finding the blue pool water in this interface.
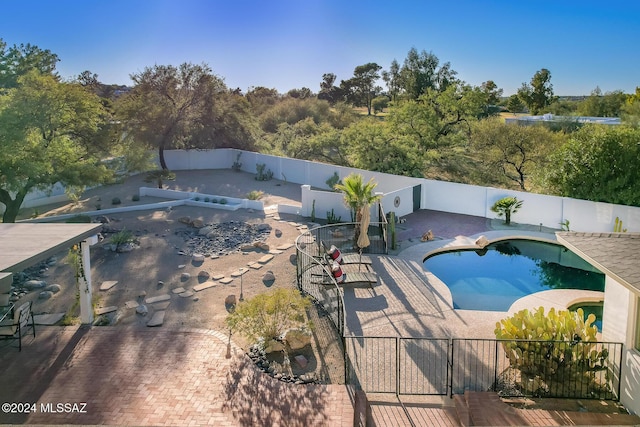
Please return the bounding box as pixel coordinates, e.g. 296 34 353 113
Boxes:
423 239 605 311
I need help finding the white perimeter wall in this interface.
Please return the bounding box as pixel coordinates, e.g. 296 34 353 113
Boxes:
602 277 640 415
8 148 640 234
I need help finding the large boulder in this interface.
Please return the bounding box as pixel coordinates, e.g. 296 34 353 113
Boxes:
282 328 312 351
264 339 285 354
24 280 46 290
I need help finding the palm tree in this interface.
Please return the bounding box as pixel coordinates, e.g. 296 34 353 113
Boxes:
334 173 381 248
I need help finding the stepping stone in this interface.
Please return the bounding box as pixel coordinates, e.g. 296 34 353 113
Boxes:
147 310 165 327
95 306 118 315
172 287 186 294
193 282 216 292
34 313 65 325
192 253 205 263
219 277 233 284
276 243 293 250
257 254 274 264
145 294 171 304
248 262 263 270
153 301 171 310
99 281 118 291
124 300 139 309
212 274 225 280
179 290 195 298
269 249 283 255
231 269 250 277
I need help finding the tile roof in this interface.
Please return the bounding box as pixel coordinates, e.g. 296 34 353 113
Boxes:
556 232 640 294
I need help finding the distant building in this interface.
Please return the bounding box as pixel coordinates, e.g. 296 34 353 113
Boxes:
505 113 621 126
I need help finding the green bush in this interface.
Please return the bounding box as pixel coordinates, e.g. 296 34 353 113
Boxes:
211 198 218 203
110 229 135 248
219 198 227 205
490 196 523 225
204 197 210 202
132 194 140 202
246 190 264 200
111 197 121 205
226 288 312 342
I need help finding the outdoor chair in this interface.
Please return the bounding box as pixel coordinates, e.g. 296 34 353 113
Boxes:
311 260 378 288
0 301 36 351
319 241 373 266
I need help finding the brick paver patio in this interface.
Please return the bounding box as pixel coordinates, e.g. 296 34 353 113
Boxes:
0 326 354 426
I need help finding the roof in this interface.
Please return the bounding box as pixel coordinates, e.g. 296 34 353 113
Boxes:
556 232 640 294
0 223 102 272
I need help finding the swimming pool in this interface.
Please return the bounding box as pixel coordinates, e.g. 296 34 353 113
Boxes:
423 239 605 311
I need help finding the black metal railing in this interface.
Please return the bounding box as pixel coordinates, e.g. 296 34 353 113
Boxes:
295 220 623 401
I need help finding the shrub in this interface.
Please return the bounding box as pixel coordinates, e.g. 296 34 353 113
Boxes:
225 288 312 342
110 229 135 249
194 196 200 201
495 307 608 396
111 197 121 205
204 197 210 202
490 196 523 225
132 194 140 202
219 198 228 205
255 163 273 181
246 190 264 200
144 169 176 189
326 172 342 191
211 198 218 203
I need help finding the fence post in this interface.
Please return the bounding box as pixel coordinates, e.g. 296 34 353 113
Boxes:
449 339 454 397
616 342 623 401
396 337 401 396
494 340 499 391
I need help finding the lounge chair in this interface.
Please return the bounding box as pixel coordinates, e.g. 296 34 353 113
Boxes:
311 261 378 288
320 241 373 266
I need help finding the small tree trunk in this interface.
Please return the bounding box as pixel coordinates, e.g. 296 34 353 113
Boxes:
505 210 511 225
159 144 168 170
0 188 29 223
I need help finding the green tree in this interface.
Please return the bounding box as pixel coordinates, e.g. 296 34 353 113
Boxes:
481 80 503 106
343 62 382 115
622 87 640 127
0 39 59 91
317 73 343 104
0 71 114 222
117 63 227 170
381 59 401 102
371 95 389 114
506 94 526 113
543 125 640 206
517 68 557 115
398 48 457 100
577 87 626 117
471 118 564 191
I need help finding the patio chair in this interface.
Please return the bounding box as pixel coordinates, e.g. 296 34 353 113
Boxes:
320 241 373 266
0 301 36 351
311 261 378 288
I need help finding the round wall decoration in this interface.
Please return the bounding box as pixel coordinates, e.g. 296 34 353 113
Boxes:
394 196 401 208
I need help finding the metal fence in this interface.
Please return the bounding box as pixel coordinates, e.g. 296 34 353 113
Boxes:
295 215 623 401
344 336 623 400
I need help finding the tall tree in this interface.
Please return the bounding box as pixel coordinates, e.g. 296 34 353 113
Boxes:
117 63 226 170
543 125 640 206
481 80 503 106
382 59 401 102
578 87 627 117
0 71 114 222
622 87 640 127
318 73 343 104
344 62 382 115
506 94 526 113
0 39 59 91
517 68 556 115
471 118 564 191
397 48 457 100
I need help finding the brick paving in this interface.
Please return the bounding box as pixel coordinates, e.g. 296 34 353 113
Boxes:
0 326 354 426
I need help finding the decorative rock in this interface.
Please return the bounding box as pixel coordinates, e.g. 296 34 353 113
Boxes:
475 235 489 248
178 216 192 225
197 270 210 279
138 290 147 298
95 306 118 315
99 281 118 291
96 215 110 224
294 354 308 369
157 281 164 287
45 284 61 293
198 226 214 236
117 242 135 253
145 294 171 304
274 229 282 238
178 264 186 269
257 223 271 232
192 253 205 263
191 219 205 228
262 271 276 283
181 272 191 281
264 339 285 354
193 282 216 292
224 294 236 306
124 300 139 309
136 304 148 315
38 291 53 300
289 254 297 263
24 280 46 290
171 287 186 294
179 290 194 298
147 310 165 327
283 328 312 350
254 242 270 251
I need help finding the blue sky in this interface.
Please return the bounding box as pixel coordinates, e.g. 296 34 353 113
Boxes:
3 0 639 96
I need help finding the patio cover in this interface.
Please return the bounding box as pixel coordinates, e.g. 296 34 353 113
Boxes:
556 232 640 294
0 223 102 324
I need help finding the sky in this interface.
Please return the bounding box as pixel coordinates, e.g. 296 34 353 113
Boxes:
2 0 639 96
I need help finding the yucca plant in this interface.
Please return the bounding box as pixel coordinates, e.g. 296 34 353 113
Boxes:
491 196 523 225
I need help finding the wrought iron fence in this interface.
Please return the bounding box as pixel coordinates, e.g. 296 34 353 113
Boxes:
344 336 623 400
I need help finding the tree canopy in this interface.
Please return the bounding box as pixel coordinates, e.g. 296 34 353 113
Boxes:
517 68 556 115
